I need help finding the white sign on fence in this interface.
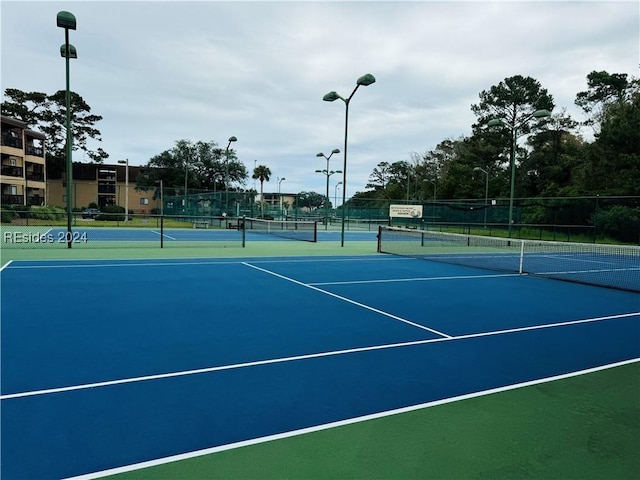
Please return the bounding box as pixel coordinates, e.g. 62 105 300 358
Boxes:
389 204 423 218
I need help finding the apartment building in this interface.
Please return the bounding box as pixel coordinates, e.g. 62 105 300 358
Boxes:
47 163 152 213
0 116 47 206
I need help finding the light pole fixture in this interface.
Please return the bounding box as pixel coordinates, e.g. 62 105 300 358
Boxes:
473 167 489 228
487 109 551 237
334 181 342 211
224 136 237 215
118 159 129 221
57 10 77 248
277 177 286 219
315 148 341 229
323 73 376 246
423 179 437 223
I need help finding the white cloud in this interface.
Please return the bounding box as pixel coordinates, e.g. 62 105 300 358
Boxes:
2 0 638 196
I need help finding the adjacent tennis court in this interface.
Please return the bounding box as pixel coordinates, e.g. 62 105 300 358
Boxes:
1 248 638 479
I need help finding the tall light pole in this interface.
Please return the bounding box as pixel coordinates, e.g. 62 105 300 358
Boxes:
323 73 376 247
488 109 550 237
473 167 489 228
335 181 342 211
315 148 341 230
118 159 129 221
57 11 77 248
253 159 257 191
423 179 437 223
224 136 237 215
277 177 286 219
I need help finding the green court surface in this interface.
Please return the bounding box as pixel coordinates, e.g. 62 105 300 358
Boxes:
111 362 639 480
0 239 378 265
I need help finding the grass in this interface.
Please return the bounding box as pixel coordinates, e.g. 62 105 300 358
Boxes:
110 361 640 479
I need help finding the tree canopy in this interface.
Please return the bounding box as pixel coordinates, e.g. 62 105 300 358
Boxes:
350 71 638 205
136 139 246 197
1 88 108 176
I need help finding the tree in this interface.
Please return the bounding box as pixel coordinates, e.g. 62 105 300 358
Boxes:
366 161 393 190
252 165 271 218
296 191 325 211
1 88 108 173
519 110 585 197
136 139 247 200
471 75 554 200
585 81 640 195
575 71 636 132
472 75 554 130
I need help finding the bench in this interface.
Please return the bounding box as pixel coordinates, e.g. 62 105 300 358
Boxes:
227 222 243 230
192 221 209 229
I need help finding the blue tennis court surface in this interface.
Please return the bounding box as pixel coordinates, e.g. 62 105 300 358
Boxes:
1 255 639 478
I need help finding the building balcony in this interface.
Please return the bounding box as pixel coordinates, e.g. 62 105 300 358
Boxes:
98 185 116 194
1 134 23 149
27 194 44 206
26 145 44 157
1 165 24 178
1 194 23 205
26 171 45 182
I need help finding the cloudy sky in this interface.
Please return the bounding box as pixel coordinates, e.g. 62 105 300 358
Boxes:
2 1 638 199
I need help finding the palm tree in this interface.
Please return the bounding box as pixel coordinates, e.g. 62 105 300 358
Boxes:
252 165 271 218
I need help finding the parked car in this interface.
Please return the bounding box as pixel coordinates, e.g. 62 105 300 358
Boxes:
81 208 100 219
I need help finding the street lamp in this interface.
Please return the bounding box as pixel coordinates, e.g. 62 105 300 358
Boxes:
57 10 77 248
488 109 551 237
277 177 286 219
315 148 341 229
224 136 237 215
335 181 342 210
323 73 376 246
423 179 437 223
473 167 489 228
117 159 129 221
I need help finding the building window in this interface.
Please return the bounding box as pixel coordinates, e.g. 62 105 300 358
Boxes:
140 198 149 205
10 185 17 195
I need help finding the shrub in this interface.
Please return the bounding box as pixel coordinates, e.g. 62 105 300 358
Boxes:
1 210 15 223
96 205 125 221
30 206 65 221
594 206 640 244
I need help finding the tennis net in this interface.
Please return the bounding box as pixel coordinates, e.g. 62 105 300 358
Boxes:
244 217 318 242
377 226 640 292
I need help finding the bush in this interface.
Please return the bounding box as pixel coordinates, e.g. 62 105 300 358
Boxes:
29 206 65 221
594 206 640 244
96 205 125 221
1 210 16 223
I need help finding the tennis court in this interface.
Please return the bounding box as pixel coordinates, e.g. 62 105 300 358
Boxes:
1 245 638 478
0 218 375 250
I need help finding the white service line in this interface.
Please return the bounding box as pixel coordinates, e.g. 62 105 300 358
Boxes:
309 272 520 286
1 311 637 401
63 357 640 480
242 261 452 338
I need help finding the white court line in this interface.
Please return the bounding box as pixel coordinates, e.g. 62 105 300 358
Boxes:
2 311 637 401
0 259 13 272
1 256 390 270
64 357 640 480
150 230 176 240
309 272 520 286
242 261 452 338
536 267 640 275
3 259 242 269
